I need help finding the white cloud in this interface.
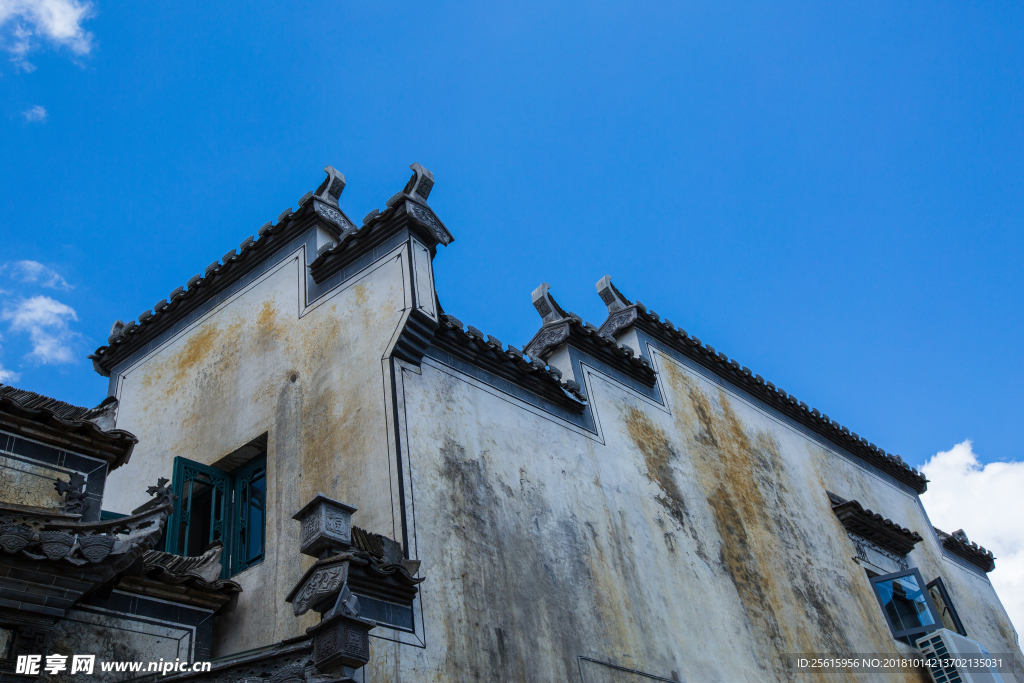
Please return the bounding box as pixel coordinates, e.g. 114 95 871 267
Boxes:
922 440 1024 638
0 0 95 71
1 295 78 364
6 260 72 289
0 334 19 383
21 104 46 122
0 365 18 383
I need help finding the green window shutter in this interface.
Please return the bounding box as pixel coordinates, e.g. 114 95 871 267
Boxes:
231 455 267 575
165 456 232 575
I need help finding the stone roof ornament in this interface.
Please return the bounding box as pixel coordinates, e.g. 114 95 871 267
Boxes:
402 163 434 204
596 275 631 314
314 166 346 207
531 283 570 324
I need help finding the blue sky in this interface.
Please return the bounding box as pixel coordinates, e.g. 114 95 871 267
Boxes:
1 4 1022 466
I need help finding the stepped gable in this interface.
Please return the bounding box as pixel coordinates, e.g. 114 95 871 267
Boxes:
0 385 136 470
89 163 451 378
935 527 996 573
431 313 588 413
595 276 929 494
523 283 657 388
827 492 923 556
308 162 454 284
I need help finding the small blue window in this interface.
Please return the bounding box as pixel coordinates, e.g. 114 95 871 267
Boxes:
870 568 941 641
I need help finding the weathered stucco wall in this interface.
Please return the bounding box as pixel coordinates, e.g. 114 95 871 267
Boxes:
384 345 1022 683
104 244 411 656
95 229 1021 681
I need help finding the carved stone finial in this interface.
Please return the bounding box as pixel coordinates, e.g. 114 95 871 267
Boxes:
293 493 357 559
531 283 569 324
402 163 434 204
596 275 632 314
55 473 88 515
315 166 346 206
146 477 176 506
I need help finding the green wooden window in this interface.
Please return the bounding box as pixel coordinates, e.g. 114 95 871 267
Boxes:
165 455 266 578
231 456 266 573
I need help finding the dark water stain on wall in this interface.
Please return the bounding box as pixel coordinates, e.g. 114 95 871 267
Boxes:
623 406 702 551
434 437 607 682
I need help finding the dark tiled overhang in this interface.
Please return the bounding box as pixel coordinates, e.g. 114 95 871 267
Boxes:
934 527 995 573
0 386 136 470
827 492 923 556
431 315 588 415
0 485 174 620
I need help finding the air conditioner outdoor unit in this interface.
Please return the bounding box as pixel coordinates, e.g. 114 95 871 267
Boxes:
916 629 1006 683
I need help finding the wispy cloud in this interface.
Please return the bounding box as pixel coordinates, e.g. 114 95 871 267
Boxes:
5 260 72 289
0 0 95 71
922 440 1024 637
0 333 20 383
1 295 78 364
21 104 46 122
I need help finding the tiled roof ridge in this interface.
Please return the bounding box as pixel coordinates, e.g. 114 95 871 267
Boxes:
523 282 657 387
435 313 588 407
526 312 657 382
308 167 453 282
88 194 319 375
827 492 923 543
0 384 93 421
0 385 137 468
594 277 927 493
934 526 996 572
91 163 452 375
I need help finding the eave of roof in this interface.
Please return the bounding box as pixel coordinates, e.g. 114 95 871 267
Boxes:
524 313 658 388
598 299 929 493
88 198 323 377
308 194 453 284
0 386 137 469
431 314 588 413
827 492 923 556
934 527 995 573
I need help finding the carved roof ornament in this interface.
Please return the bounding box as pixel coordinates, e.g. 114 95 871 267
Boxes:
827 492 923 556
532 283 570 324
402 162 434 204
314 166 346 207
310 166 357 237
935 527 995 573
596 275 631 314
522 283 656 387
55 473 88 516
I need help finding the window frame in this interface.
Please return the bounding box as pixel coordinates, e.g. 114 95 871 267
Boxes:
165 455 266 578
926 577 967 637
869 568 943 641
230 454 267 574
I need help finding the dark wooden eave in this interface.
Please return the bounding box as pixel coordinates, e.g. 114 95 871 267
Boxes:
827 492 923 556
